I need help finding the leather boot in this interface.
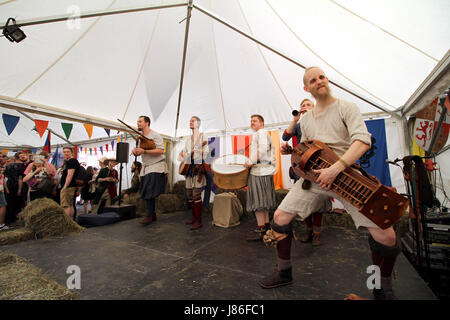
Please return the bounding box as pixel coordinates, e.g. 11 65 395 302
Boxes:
312 231 321 246
190 201 203 230
186 201 196 224
260 267 293 289
140 214 155 225
373 276 397 300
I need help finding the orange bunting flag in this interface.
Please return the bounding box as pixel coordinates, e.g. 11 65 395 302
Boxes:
83 124 93 139
34 120 49 138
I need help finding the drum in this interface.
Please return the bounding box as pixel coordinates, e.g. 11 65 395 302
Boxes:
211 154 250 190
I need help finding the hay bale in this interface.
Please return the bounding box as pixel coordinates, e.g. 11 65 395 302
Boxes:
156 194 185 214
0 228 35 246
19 198 85 238
172 180 186 199
0 251 77 300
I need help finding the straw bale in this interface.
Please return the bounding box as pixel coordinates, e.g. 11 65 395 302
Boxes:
0 252 77 300
19 198 85 238
156 194 185 213
0 228 35 246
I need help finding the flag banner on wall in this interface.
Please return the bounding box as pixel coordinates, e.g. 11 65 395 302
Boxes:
413 96 450 153
269 130 284 190
358 119 392 187
232 135 253 158
100 146 103 154
2 114 20 135
84 124 93 139
43 131 51 153
74 145 78 159
61 123 73 139
1 149 8 155
89 148 92 155
111 140 114 151
104 128 110 137
208 137 220 162
51 146 59 167
79 147 83 153
106 144 109 152
34 120 49 138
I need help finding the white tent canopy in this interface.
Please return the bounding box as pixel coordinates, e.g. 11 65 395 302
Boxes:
1 0 449 146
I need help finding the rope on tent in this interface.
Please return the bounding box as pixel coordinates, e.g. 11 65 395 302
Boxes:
265 0 395 109
210 0 229 132
237 0 293 112
121 9 161 121
329 0 439 62
15 0 118 99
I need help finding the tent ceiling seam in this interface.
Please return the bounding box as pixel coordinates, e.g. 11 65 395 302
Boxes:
121 9 161 121
329 0 439 62
265 0 395 109
15 0 118 99
237 0 293 112
0 0 15 7
210 0 228 132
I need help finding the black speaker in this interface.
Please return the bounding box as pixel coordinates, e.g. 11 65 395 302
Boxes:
116 142 129 163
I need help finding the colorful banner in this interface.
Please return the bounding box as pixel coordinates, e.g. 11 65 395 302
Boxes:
104 128 110 137
100 146 103 154
43 131 51 153
208 136 220 162
269 130 284 190
232 135 253 158
2 114 20 135
51 146 59 167
358 119 392 187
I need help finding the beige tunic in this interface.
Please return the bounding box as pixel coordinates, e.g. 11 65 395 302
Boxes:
140 130 168 176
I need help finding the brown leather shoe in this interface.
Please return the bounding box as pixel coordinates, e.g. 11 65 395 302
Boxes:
140 215 153 225
260 268 293 289
312 232 321 246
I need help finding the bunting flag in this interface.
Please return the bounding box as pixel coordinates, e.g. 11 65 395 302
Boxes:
79 146 83 153
94 147 97 155
357 119 392 187
106 144 109 152
32 148 37 154
208 137 220 162
118 135 121 142
269 130 284 190
105 128 110 137
34 120 49 138
232 135 253 158
83 124 93 139
61 123 73 139
51 146 59 167
74 145 78 159
111 140 115 151
100 146 103 154
43 131 51 153
89 148 92 155
2 114 20 135
1 150 8 155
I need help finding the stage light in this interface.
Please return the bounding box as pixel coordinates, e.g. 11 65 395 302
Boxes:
2 18 26 43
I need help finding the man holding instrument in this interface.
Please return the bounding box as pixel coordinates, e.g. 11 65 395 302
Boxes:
178 116 209 230
132 116 167 225
282 98 331 246
260 67 402 300
244 114 276 242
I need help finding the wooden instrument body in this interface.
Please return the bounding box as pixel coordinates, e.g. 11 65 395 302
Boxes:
137 136 156 150
291 140 408 229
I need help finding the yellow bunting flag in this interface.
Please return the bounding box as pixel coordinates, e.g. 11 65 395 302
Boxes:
269 130 284 190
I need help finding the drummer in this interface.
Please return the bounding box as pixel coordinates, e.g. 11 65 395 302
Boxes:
244 114 276 242
178 116 209 230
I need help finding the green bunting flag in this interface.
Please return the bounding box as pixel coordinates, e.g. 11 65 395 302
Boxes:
61 123 73 140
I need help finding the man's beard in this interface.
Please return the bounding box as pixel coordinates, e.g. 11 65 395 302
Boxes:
137 127 142 131
312 85 331 100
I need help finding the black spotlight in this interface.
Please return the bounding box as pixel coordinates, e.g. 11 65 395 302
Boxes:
2 18 26 43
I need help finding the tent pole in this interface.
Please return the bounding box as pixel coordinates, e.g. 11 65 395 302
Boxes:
17 110 75 146
0 2 187 29
193 3 400 119
174 0 194 137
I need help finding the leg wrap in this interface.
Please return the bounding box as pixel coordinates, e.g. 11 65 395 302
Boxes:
186 188 193 202
368 234 402 258
263 221 292 248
